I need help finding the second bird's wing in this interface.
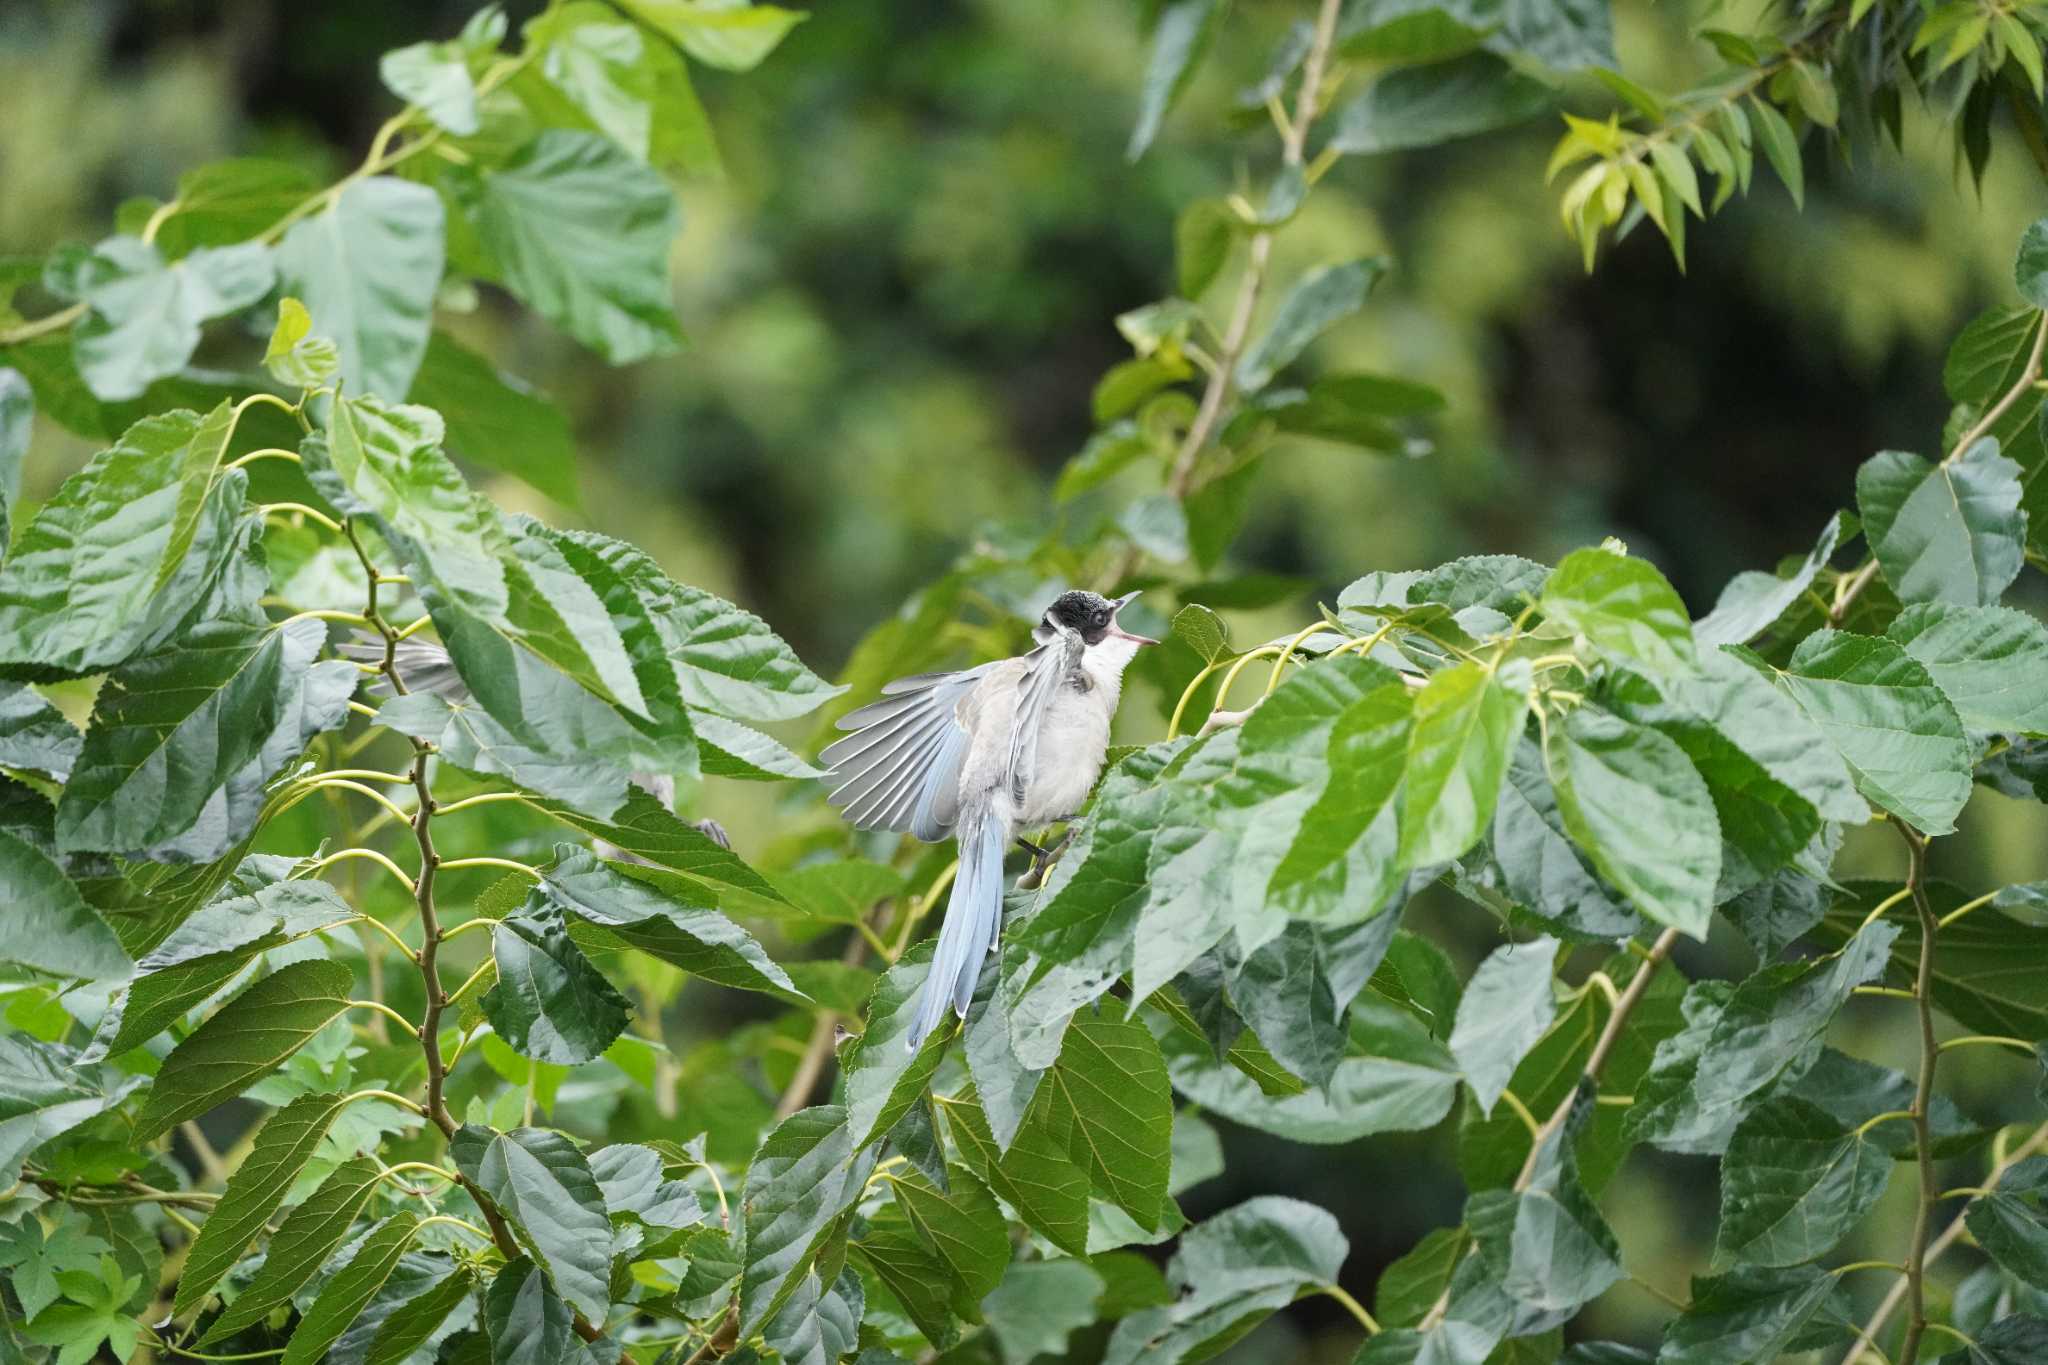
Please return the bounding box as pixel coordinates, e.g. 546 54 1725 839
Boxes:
821 663 996 840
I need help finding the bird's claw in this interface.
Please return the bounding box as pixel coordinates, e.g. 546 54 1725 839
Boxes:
1014 829 1074 891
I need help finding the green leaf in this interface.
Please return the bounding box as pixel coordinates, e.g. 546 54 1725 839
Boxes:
889 1165 1009 1306
765 1264 863 1365
1857 441 2026 606
1541 546 1696 676
262 296 339 390
1328 52 1553 157
1658 1265 1841 1364
611 0 805 72
451 1125 611 1323
176 1092 347 1315
1715 1097 1891 1268
0 828 127 981
621 567 842 724
86 879 351 1060
365 1264 476 1365
0 1036 138 1186
839 942 949 1149
1127 0 1222 159
1267 676 1411 922
1547 705 1720 936
461 130 681 364
1235 259 1387 393
1171 603 1230 665
0 410 253 679
534 788 790 904
1762 630 1972 834
197 1157 382 1343
941 1090 1091 1259
1487 738 1646 942
1175 198 1236 298
1724 871 1828 963
133 958 354 1141
151 158 319 257
1815 885 2048 1040
1118 491 1190 563
588 1143 703 1229
280 1213 420 1365
1054 423 1153 504
850 1216 961 1350
2020 217 2048 308
1449 936 1560 1114
1340 4 1489 62
380 39 481 136
1939 1314 2048 1364
543 845 803 1000
0 685 81 784
981 1257 1107 1364
1102 1197 1346 1365
1887 602 2048 734
483 1258 586 1365
1153 996 1461 1144
275 176 444 400
55 618 355 859
1474 1095 1623 1314
0 366 26 548
1373 1224 1468 1328
1747 96 1804 208
1397 661 1529 868
484 890 632 1065
408 331 579 506
736 1105 877 1336
1260 371 1446 452
1039 1011 1174 1229
71 236 274 401
692 710 825 780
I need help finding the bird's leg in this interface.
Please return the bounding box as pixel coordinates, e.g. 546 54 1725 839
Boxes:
1014 828 1075 892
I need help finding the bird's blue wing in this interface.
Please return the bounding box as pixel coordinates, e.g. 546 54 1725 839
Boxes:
821 664 991 840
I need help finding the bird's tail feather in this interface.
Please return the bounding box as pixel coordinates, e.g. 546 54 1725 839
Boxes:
906 812 1008 1051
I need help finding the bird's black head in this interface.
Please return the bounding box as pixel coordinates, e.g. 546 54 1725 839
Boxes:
1045 590 1116 644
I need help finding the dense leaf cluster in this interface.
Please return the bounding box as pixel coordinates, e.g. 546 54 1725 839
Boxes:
3 2 2048 1364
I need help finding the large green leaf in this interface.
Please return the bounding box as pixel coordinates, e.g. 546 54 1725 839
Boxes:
55 618 354 860
1153 996 1460 1144
133 958 355 1140
1938 1314 2048 1365
462 130 681 364
1397 660 1529 868
0 828 128 981
0 411 251 679
840 943 949 1149
888 1165 1009 1307
86 879 350 1060
483 891 632 1065
1815 884 2048 1039
941 1090 1091 1259
483 1258 586 1365
1486 738 1646 942
279 1213 420 1365
71 236 274 400
1657 1265 1843 1365
543 845 803 1000
1694 515 1843 649
1967 1160 2048 1293
1037 1011 1174 1230
450 1125 611 1323
407 330 579 506
851 1213 962 1349
1235 258 1387 393
175 1092 348 1314
0 682 82 783
1714 1097 1891 1268
1943 307 2048 557
588 1143 703 1230
1761 630 1972 835
1328 52 1553 156
1448 936 1559 1115
1473 1096 1622 1315
982 1257 1108 1364
1266 677 1411 922
1857 440 2026 607
149 157 319 257
380 37 482 136
0 1037 138 1185
275 175 444 399
1541 546 1696 677
197 1157 382 1343
1887 602 2048 734
736 1105 877 1336
1102 1197 1346 1365
764 1264 864 1365
533 789 788 904
363 1262 476 1365
1548 705 1719 937
1125 0 1222 159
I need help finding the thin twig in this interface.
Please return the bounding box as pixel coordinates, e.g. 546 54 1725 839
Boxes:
775 922 871 1120
1893 823 1940 1365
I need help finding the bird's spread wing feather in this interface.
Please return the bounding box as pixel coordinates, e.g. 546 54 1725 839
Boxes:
1003 625 1083 808
821 663 993 840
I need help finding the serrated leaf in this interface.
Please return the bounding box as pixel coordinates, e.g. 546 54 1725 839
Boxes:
1398 661 1529 868
1658 1265 1840 1365
543 845 803 1000
482 1258 586 1365
534 789 789 904
0 828 128 981
1040 1011 1174 1229
1887 602 2048 734
198 1157 382 1343
1714 1097 1891 1268
1857 441 2025 607
134 958 354 1140
587 1143 703 1229
280 1213 420 1365
612 0 804 72
461 130 681 363
176 1092 347 1314
1449 937 1560 1115
1475 1095 1623 1314
276 176 444 400
1814 885 2048 1040
0 1036 138 1186
450 1126 611 1323
364 1263 475 1365
262 296 340 390
1763 630 1972 834
839 941 949 1149
1541 546 1695 676
1266 677 1411 922
941 1090 1091 1259
889 1165 1008 1305
71 236 275 401
736 1105 877 1336
1549 705 1719 936
483 890 632 1065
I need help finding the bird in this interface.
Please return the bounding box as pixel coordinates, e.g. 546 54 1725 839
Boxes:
822 589 1157 1049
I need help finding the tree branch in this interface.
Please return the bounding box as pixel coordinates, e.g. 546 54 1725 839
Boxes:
1889 824 1940 1365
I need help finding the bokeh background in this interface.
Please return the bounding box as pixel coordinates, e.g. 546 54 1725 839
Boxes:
7 0 2048 1357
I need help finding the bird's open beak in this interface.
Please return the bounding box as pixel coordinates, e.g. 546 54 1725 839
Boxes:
1108 591 1158 645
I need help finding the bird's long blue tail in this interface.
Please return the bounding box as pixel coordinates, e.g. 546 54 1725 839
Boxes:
906 813 1008 1051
